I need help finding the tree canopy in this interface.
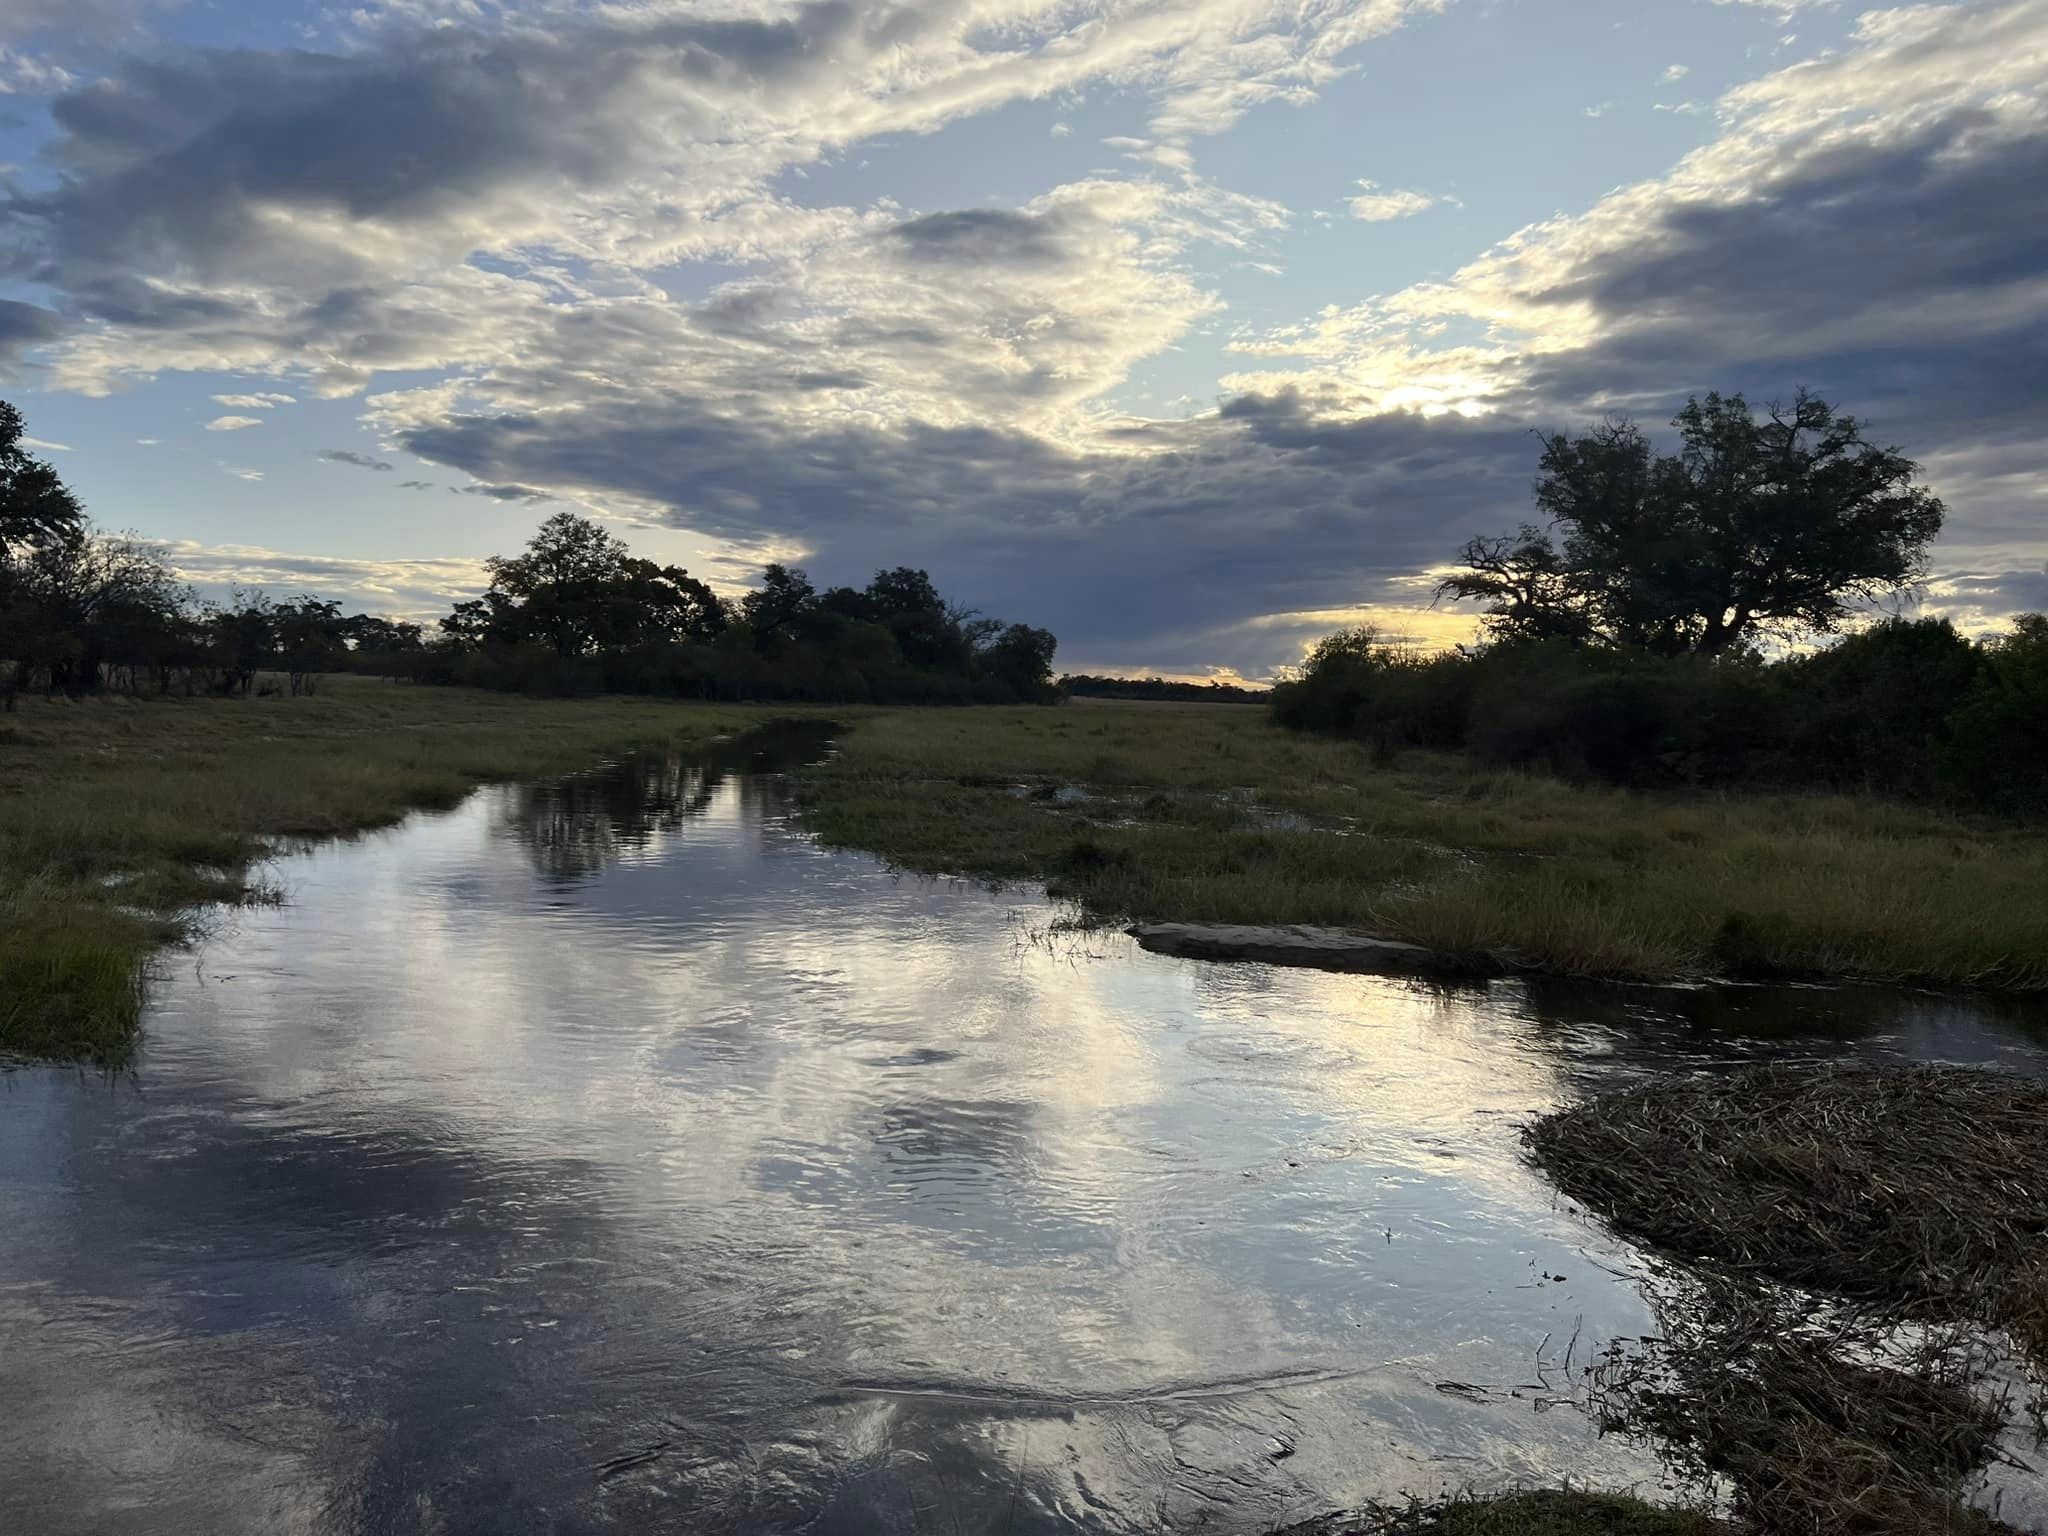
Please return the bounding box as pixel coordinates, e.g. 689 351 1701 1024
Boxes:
0 401 85 563
1440 391 1946 655
444 510 726 657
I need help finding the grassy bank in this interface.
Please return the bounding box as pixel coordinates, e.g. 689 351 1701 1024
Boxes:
791 701 2048 989
0 679 774 1064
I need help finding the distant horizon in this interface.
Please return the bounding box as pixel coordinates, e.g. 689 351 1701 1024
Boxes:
1 0 2043 681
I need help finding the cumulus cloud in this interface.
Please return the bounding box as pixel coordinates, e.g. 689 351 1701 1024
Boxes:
204 415 262 431
213 392 294 409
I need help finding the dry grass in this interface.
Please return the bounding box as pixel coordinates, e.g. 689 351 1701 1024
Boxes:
1527 1066 2048 1534
1525 1064 2048 1364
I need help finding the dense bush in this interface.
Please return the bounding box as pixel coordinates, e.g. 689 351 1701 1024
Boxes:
1271 616 2046 811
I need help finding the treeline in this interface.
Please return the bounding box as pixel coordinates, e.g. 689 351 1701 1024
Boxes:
1059 674 1266 703
420 512 1058 703
0 403 1058 707
1275 390 2048 813
0 405 418 707
1274 619 2048 811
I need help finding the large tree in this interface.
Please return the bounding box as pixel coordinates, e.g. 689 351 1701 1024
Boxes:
447 511 724 656
1440 391 1945 655
1 400 85 562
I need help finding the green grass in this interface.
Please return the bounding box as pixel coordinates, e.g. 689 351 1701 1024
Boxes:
791 701 2048 990
0 679 782 1065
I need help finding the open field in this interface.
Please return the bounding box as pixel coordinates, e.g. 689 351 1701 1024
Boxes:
794 700 2048 991
0 679 773 1064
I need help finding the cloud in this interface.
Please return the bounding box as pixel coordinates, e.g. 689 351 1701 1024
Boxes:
1216 0 2048 652
0 45 74 95
3 0 2046 675
0 298 62 363
212 392 294 409
161 538 488 619
1662 64 1690 82
319 449 394 471
1348 180 1444 222
458 482 551 503
222 466 262 481
204 415 262 431
0 0 177 49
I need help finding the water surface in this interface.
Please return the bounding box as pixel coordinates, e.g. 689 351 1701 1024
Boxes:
6 728 2047 1534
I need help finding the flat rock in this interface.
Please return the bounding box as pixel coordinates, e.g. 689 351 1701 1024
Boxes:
1126 921 1495 977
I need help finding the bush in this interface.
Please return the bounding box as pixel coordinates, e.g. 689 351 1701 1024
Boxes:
1274 614 2047 813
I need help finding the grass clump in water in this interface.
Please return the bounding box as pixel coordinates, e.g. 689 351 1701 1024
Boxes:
1525 1063 2048 1362
1528 1064 2048 1534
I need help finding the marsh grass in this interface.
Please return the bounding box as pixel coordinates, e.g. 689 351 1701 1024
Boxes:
792 702 2048 989
0 678 776 1064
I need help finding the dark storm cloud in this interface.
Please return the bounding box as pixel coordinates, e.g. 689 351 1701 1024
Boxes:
318 448 393 471
395 393 1534 656
1517 110 2048 451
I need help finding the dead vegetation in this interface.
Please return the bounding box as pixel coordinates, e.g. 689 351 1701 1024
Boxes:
1527 1064 2048 1534
1526 1064 2048 1361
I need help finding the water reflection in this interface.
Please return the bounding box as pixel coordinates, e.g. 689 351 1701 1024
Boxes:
500 720 837 881
4 730 2046 1534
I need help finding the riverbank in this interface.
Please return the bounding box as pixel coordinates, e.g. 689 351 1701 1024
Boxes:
792 701 2048 991
9 688 2046 1066
0 680 773 1064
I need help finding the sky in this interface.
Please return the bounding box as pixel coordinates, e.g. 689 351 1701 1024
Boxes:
0 0 2043 680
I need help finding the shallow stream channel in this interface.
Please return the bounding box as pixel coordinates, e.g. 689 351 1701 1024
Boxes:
6 723 2048 1534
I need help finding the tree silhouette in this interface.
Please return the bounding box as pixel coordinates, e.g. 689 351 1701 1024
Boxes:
0 401 84 562
1441 391 1945 654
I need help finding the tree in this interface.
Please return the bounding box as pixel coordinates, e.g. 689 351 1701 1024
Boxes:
1441 391 1946 655
979 623 1058 700
448 512 726 656
0 401 84 563
740 563 816 647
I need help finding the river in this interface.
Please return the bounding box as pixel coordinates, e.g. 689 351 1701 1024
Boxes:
5 725 2046 1534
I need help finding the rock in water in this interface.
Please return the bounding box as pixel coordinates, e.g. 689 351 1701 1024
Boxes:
1126 921 1495 976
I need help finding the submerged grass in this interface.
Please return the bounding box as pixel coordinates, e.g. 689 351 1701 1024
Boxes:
1275 1490 1729 1536
0 679 777 1065
1525 1063 2048 1364
1528 1065 2048 1534
791 702 2048 988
